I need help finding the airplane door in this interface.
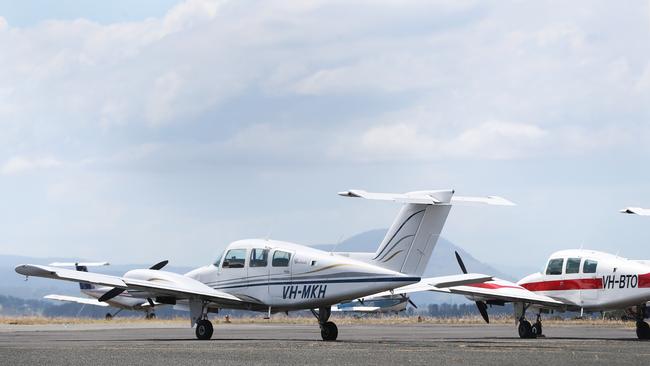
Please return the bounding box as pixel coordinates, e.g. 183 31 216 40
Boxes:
580 259 601 305
248 248 270 295
269 249 293 299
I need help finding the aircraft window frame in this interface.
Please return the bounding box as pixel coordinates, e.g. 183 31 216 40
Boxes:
565 257 581 274
222 249 247 269
583 259 598 273
213 250 224 267
250 248 269 267
545 258 564 275
272 250 291 267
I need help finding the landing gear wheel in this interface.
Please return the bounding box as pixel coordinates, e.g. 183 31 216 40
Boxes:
518 320 534 339
636 321 650 340
195 319 214 340
105 313 113 320
149 313 156 319
320 321 338 341
531 321 543 337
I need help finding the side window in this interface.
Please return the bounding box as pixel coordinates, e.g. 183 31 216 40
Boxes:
250 248 269 267
566 258 581 274
272 251 291 267
545 258 564 275
222 249 246 268
583 259 598 273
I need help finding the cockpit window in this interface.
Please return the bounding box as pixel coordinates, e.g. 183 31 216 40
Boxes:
250 248 269 267
566 258 581 274
222 249 246 268
272 250 291 267
213 250 224 267
545 258 564 275
583 259 598 273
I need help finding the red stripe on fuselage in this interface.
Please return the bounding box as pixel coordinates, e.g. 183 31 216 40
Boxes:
638 273 650 288
520 278 602 292
467 282 522 290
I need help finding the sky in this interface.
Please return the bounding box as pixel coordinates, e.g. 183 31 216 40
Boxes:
0 0 649 270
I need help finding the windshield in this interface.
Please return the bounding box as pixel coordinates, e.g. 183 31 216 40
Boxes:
213 250 224 267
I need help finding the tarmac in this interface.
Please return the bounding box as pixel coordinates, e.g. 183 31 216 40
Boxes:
1 322 649 365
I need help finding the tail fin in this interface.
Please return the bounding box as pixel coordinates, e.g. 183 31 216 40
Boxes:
49 261 110 290
339 190 513 277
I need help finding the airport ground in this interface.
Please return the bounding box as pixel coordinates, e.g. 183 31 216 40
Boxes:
1 319 649 365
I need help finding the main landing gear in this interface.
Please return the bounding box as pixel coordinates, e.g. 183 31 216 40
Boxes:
196 318 214 340
516 303 543 339
311 306 338 341
193 300 214 340
145 312 156 320
635 304 650 340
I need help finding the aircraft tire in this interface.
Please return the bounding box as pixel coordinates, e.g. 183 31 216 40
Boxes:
195 319 214 340
636 321 650 340
105 313 113 321
518 320 534 339
150 313 156 319
532 322 542 337
320 321 338 341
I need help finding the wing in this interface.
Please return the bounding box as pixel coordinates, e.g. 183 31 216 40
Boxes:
361 275 564 308
44 294 110 307
16 264 243 307
361 273 493 299
431 279 564 308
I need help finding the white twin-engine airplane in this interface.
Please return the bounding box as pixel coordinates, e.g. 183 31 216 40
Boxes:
15 189 513 340
363 205 650 340
43 261 167 320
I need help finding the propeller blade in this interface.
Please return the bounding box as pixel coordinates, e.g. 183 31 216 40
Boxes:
454 251 468 274
476 301 489 323
149 260 169 270
147 298 155 307
98 287 126 302
408 298 418 309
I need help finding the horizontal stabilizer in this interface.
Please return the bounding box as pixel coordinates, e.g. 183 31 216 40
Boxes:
49 262 110 267
620 207 650 216
339 189 515 206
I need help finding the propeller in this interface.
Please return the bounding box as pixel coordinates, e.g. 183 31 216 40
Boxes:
98 260 169 303
149 260 168 270
98 287 125 302
454 251 489 324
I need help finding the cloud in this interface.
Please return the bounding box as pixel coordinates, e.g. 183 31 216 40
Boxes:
349 120 548 161
1 156 63 175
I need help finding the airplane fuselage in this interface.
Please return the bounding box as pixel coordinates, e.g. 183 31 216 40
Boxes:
517 249 650 311
123 239 420 312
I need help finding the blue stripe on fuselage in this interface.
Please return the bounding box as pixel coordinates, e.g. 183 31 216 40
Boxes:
212 276 420 290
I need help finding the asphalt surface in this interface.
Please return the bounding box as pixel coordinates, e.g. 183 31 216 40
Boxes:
1 322 649 365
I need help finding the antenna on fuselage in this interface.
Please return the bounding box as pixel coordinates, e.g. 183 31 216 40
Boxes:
330 234 345 256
